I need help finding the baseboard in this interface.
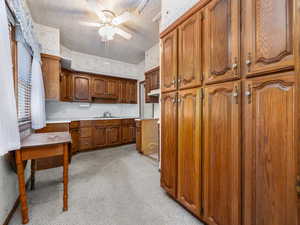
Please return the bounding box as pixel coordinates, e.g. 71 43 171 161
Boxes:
2 178 31 225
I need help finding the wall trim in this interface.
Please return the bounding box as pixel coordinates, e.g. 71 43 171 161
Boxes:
2 178 31 225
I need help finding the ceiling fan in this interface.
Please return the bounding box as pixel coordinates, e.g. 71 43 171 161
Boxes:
81 0 133 42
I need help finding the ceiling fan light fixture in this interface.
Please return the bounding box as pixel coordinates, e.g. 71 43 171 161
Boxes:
98 24 115 42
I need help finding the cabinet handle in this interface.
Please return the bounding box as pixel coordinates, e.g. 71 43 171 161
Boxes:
177 97 182 103
233 86 239 104
232 57 238 75
246 53 252 72
178 79 182 84
245 85 252 104
172 97 177 104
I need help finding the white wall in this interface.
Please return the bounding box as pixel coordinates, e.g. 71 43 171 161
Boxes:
46 102 139 119
160 0 199 31
145 43 160 72
34 23 60 56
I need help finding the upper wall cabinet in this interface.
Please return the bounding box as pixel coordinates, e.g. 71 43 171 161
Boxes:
73 74 92 102
161 29 178 93
243 0 294 77
60 69 73 102
178 11 203 89
41 54 61 100
204 0 240 84
92 76 119 100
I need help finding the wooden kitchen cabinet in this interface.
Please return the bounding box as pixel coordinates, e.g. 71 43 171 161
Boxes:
161 29 178 93
243 73 297 225
107 126 121 146
121 119 136 144
41 54 61 100
203 81 241 225
243 0 294 77
135 121 142 152
177 88 202 217
126 80 137 103
145 67 160 103
93 126 107 148
204 0 240 84
92 76 119 99
161 92 178 199
178 11 202 89
73 74 92 102
60 69 73 101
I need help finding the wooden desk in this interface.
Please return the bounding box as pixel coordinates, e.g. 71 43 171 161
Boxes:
16 132 71 224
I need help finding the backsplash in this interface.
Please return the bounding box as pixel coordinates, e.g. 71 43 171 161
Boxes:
46 101 139 120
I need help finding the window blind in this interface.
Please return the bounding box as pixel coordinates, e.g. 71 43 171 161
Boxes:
17 42 32 128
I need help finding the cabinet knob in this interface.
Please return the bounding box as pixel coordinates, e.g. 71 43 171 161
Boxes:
245 60 251 65
232 63 238 69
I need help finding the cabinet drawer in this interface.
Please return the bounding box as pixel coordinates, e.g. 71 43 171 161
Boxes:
94 119 121 126
80 120 93 127
80 127 92 138
79 138 93 150
122 119 135 125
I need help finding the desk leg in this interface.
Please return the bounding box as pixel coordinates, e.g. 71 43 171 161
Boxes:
15 150 29 224
63 143 69 211
31 159 36 190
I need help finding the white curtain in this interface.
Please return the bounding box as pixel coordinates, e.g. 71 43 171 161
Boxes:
0 0 21 155
31 58 46 129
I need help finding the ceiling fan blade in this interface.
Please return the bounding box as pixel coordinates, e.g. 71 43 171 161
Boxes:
114 27 132 40
79 21 102 27
86 0 106 21
112 11 132 25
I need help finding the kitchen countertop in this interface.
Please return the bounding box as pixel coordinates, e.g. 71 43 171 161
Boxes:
46 117 139 124
21 132 71 148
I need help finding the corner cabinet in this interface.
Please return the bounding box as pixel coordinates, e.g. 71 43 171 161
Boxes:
204 0 240 84
243 72 298 225
161 92 178 198
161 29 178 93
203 81 241 225
73 74 92 102
243 0 294 76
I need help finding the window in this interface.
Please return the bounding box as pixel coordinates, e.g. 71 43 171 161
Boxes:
17 42 32 130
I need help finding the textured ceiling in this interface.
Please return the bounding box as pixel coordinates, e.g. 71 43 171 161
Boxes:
27 0 161 64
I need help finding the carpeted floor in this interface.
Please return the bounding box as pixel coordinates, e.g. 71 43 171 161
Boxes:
10 144 204 225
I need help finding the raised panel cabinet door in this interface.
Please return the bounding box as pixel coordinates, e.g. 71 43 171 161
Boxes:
106 79 119 99
119 79 127 103
130 81 137 103
177 88 202 217
121 126 130 143
243 0 294 76
178 12 202 89
161 29 178 93
129 126 136 142
203 81 241 225
73 74 91 102
92 77 107 98
204 0 240 84
244 73 298 225
108 126 121 145
161 92 178 198
94 126 107 148
60 70 68 101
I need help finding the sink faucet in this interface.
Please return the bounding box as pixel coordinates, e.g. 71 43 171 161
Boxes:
103 111 112 118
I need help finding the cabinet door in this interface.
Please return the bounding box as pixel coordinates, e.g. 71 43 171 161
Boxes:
161 30 178 93
136 126 142 152
243 0 294 76
127 81 137 104
177 88 202 217
129 125 136 142
94 126 107 148
204 0 240 84
107 126 121 145
161 92 178 198
244 73 297 225
92 77 107 98
119 79 127 103
60 70 73 101
73 74 91 102
178 12 202 89
122 126 130 144
203 81 241 225
70 128 79 154
106 78 119 99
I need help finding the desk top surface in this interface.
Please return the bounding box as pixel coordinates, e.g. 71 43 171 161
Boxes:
21 132 71 149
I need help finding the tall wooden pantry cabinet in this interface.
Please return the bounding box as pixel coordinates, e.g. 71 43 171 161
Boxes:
160 0 300 225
